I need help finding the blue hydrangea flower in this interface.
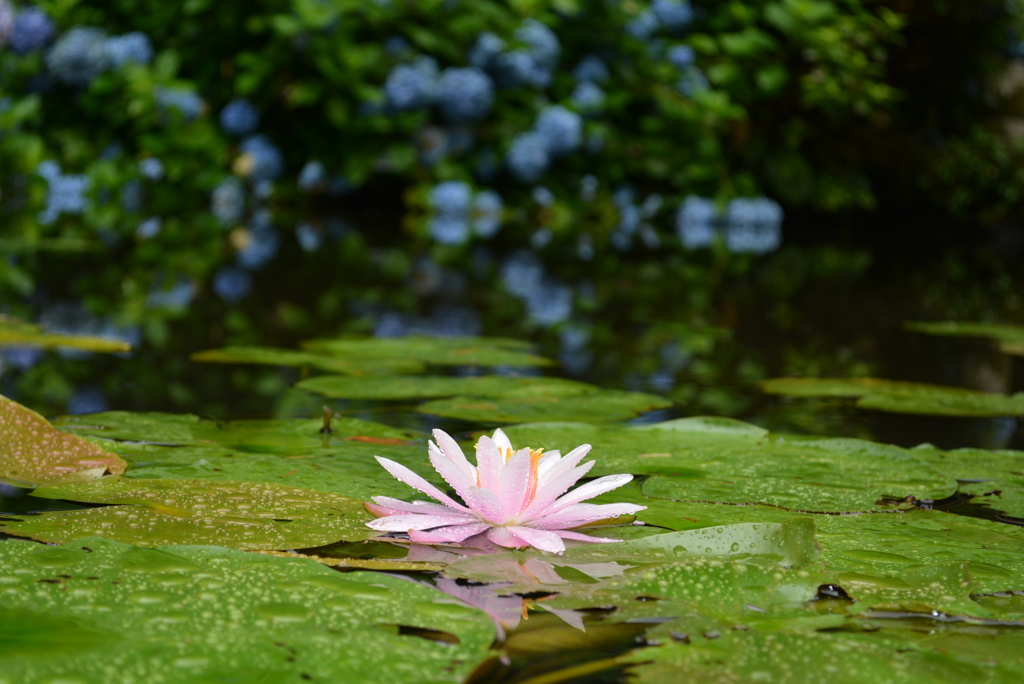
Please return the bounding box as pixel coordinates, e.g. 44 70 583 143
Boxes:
436 67 494 122
524 279 573 327
493 49 540 88
0 2 15 49
156 87 204 122
139 157 164 181
515 19 559 71
219 99 259 136
120 180 143 212
534 105 582 157
468 32 505 71
67 386 108 415
429 180 472 217
677 67 709 96
573 55 610 84
46 27 110 86
653 0 693 31
137 217 162 239
1 346 43 371
295 222 322 252
506 131 550 183
667 44 696 69
723 197 783 255
676 195 718 248
642 193 664 218
471 190 503 238
9 6 53 55
531 185 555 207
253 179 274 201
36 159 61 182
384 56 438 111
213 266 252 303
211 177 245 226
147 274 196 310
580 175 599 201
239 135 283 182
39 169 90 224
626 10 660 40
571 81 605 113
105 32 153 67
236 226 280 270
298 161 328 191
427 216 470 245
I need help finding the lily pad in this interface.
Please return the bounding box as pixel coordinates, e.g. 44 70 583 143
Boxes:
296 374 595 400
191 345 426 375
620 627 994 684
2 476 376 548
503 419 955 511
911 445 1024 518
0 314 131 353
54 411 415 451
906 320 1024 356
300 335 554 367
0 537 494 683
0 395 127 486
418 390 672 424
759 377 1024 417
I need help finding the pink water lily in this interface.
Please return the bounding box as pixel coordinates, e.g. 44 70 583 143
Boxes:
365 428 646 554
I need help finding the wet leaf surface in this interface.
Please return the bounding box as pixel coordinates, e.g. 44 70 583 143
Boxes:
300 335 553 367
0 395 127 486
0 537 494 683
418 390 672 424
296 374 595 400
906 321 1024 356
2 477 376 549
760 377 1024 417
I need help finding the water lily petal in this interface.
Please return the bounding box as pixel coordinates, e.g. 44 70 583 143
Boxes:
409 521 491 543
367 512 477 532
475 435 504 490
486 525 523 549
428 442 478 504
520 460 595 521
498 447 534 519
433 429 476 480
369 496 473 517
492 428 513 453
374 456 471 512
541 473 634 517
462 485 506 524
552 529 623 544
537 444 592 489
507 526 566 554
534 449 561 480
530 502 646 529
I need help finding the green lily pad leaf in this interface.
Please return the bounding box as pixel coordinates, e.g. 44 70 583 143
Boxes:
54 411 415 451
296 374 595 400
619 628 989 684
759 377 1024 417
813 509 1024 598
0 314 131 353
191 345 426 375
557 518 819 568
418 390 672 424
0 395 127 486
3 476 376 548
114 440 440 502
911 446 1024 518
301 335 553 367
503 420 954 511
906 320 1024 349
0 537 494 683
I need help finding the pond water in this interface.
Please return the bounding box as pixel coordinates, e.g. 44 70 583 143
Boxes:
3 229 1024 683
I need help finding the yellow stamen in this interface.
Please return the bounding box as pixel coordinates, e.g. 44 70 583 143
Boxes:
526 449 544 504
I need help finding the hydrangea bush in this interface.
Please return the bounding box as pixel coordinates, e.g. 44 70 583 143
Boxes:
0 0 1022 412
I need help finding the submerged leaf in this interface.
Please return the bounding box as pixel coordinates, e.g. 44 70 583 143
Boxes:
0 395 127 486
